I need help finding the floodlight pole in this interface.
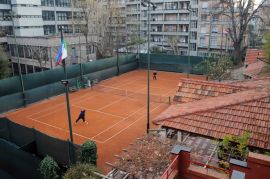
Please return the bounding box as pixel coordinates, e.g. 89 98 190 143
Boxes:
141 0 156 134
147 1 151 134
187 5 196 78
79 35 83 80
10 7 26 106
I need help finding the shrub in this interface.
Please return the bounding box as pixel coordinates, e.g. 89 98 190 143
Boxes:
39 155 60 179
81 140 97 165
218 132 251 161
63 163 101 179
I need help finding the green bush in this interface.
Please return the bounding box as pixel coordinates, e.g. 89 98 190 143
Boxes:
63 163 101 179
39 155 60 179
0 47 10 79
218 132 251 161
81 140 97 165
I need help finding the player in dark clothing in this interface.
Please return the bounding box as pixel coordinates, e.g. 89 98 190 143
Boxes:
75 110 88 124
153 72 157 80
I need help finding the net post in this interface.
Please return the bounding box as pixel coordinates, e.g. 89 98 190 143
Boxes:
169 96 171 105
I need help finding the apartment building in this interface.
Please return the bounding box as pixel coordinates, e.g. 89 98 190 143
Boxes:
258 0 270 35
0 0 96 75
0 0 249 75
125 0 237 57
197 0 233 57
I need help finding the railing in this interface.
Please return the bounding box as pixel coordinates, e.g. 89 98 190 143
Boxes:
190 160 230 174
160 155 179 179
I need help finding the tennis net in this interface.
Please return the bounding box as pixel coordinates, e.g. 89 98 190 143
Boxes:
93 85 172 104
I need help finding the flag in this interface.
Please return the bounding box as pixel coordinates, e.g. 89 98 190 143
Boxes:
55 40 67 66
223 28 229 34
55 27 67 66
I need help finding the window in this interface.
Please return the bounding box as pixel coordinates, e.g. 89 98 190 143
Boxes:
41 0 54 6
42 11 55 21
165 2 178 10
24 45 32 58
58 25 72 33
57 11 72 21
210 37 217 45
18 45 24 58
74 25 82 33
200 37 205 46
202 2 208 9
191 21 197 28
55 0 71 7
73 12 84 20
191 0 198 5
201 14 207 21
0 10 11 21
44 25 55 35
0 0 10 4
213 15 219 21
190 43 196 51
71 47 77 58
191 8 198 17
200 24 206 33
157 25 162 32
164 25 176 32
86 45 95 54
211 26 218 33
191 32 197 40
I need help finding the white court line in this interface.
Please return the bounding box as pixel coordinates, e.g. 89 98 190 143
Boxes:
163 87 178 96
97 96 126 111
91 104 147 139
28 116 104 143
102 103 162 143
27 92 101 118
27 93 102 119
73 104 124 119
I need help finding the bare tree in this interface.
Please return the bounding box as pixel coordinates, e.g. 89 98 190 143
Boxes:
219 0 267 64
28 46 48 71
258 2 270 34
168 36 179 54
0 46 10 79
73 0 123 58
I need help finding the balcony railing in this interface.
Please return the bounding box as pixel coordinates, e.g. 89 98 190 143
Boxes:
160 155 179 179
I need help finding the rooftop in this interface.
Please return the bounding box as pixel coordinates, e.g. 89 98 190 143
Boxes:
244 49 265 65
155 78 270 150
243 49 266 78
173 78 248 103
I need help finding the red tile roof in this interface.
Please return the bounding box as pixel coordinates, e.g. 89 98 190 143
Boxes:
173 78 248 103
244 60 266 78
245 49 265 65
244 49 266 78
154 86 270 149
232 77 270 88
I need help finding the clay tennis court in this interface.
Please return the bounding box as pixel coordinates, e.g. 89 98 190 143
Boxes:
4 70 205 172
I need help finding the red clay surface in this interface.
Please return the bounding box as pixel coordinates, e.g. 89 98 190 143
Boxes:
4 70 205 173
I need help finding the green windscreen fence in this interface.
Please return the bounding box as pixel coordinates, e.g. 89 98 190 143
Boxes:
138 53 205 74
0 117 80 177
0 54 137 113
0 53 205 113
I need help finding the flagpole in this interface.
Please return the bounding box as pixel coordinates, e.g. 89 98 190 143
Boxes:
59 26 75 163
59 26 73 142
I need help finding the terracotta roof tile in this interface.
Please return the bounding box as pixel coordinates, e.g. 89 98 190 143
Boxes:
245 49 265 65
243 60 266 78
226 49 267 79
154 82 270 149
173 78 248 103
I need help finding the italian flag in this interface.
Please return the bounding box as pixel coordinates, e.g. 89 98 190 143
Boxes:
55 41 67 66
